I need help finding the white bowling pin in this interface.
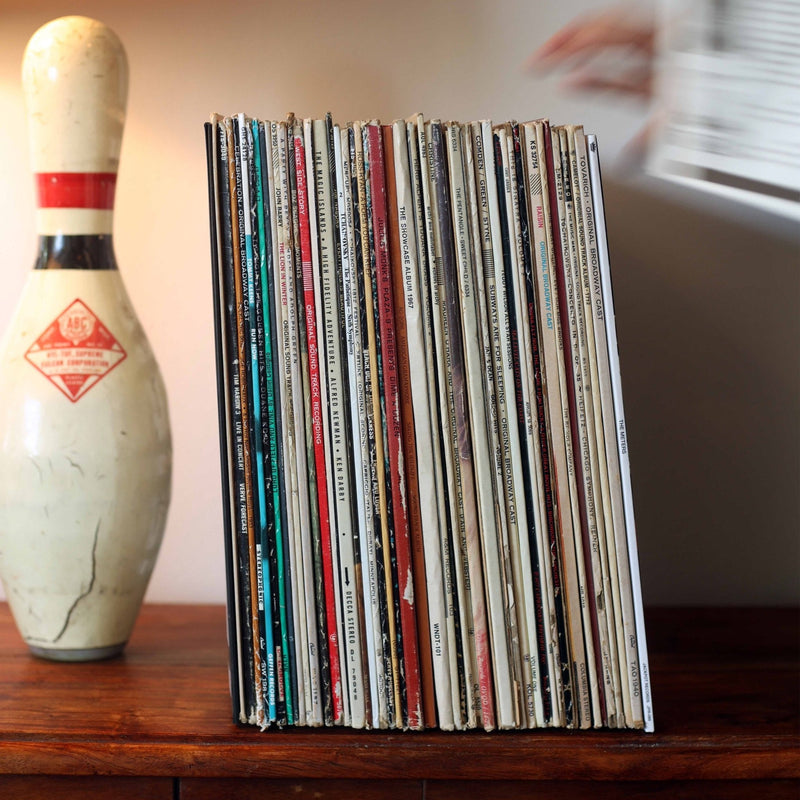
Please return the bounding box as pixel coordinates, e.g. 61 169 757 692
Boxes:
0 16 172 660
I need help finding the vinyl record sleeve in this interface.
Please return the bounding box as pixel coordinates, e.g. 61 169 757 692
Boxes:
230 115 266 726
588 135 653 732
384 122 435 729
240 114 279 725
205 118 245 725
407 116 458 731
568 126 623 728
544 128 595 728
315 117 366 729
490 123 541 727
356 121 400 728
423 119 472 728
287 118 324 727
520 120 572 727
266 120 296 724
206 111 652 734
344 123 386 729
290 120 334 726
365 122 421 729
444 121 498 730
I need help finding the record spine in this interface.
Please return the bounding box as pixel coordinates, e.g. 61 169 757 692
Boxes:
266 120 295 725
444 121 497 730
230 115 265 726
356 121 399 727
206 119 245 724
305 118 348 725
365 122 422 730
408 116 458 731
384 122 435 729
312 117 366 728
490 123 541 727
587 134 653 732
242 115 279 725
520 120 571 727
512 121 561 725
567 126 622 728
290 118 325 726
548 128 597 727
424 119 472 728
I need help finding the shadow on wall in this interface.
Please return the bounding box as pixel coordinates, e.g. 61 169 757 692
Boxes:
603 177 800 606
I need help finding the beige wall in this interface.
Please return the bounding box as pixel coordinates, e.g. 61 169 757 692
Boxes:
0 0 796 606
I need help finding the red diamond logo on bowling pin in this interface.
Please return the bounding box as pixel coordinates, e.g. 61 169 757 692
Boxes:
25 299 127 402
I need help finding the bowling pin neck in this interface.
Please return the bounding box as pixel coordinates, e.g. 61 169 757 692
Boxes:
23 17 128 176
23 17 128 239
34 234 118 271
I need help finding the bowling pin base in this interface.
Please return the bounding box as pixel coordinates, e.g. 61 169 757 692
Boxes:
29 642 126 662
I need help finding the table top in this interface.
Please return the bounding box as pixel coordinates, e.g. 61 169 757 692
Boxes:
0 603 797 780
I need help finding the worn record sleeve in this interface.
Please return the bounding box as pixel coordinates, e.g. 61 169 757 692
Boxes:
558 125 608 727
266 120 295 724
575 129 629 728
237 117 270 727
512 123 563 725
549 127 598 728
491 123 542 727
336 124 379 726
354 121 396 728
279 119 312 724
365 122 422 730
227 117 258 725
312 117 366 728
520 120 571 727
364 121 407 730
363 121 403 728
384 122 434 729
255 121 288 726
460 123 517 729
347 123 387 728
287 118 323 726
327 118 368 730
303 119 347 725
206 118 245 724
291 120 334 725
536 120 586 728
277 120 308 723
470 121 523 727
230 115 265 726
241 115 279 726
505 122 554 726
415 116 461 730
444 121 497 731
568 126 623 728
424 119 473 728
587 135 653 732
584 131 643 728
564 126 617 727
407 116 457 731
495 123 546 726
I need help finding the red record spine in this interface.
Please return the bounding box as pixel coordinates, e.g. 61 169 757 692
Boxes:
383 124 436 728
293 128 344 725
365 123 423 729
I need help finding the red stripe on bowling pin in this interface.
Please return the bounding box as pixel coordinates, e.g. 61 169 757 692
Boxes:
36 172 117 209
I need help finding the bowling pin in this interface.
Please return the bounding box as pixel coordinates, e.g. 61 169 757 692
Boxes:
0 16 172 660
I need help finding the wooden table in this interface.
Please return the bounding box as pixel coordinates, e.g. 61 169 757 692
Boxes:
0 603 797 798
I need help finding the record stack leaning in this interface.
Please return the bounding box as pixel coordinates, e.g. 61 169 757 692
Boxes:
204 113 653 732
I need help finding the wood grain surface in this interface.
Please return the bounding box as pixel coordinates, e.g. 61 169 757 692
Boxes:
0 603 797 784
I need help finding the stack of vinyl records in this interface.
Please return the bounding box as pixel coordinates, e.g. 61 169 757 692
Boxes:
204 112 654 732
